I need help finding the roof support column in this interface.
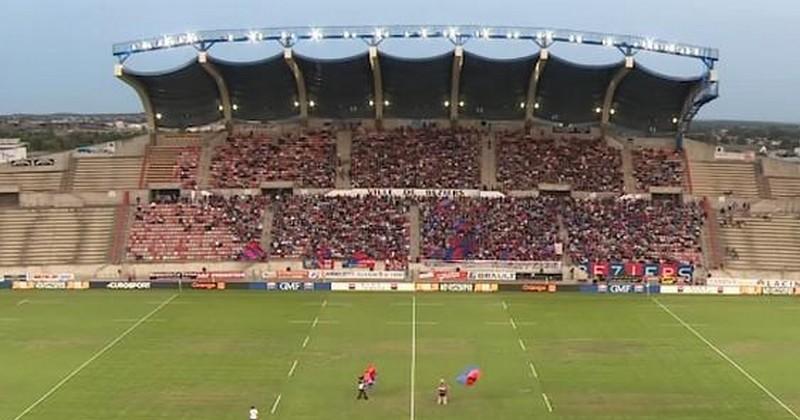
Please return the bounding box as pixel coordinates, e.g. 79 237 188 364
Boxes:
449 46 464 124
369 46 384 128
198 51 233 133
114 64 157 142
284 48 309 124
524 49 548 128
676 66 718 149
601 55 634 135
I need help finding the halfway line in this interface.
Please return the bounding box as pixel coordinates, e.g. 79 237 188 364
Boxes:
13 293 178 420
410 294 417 420
653 298 800 420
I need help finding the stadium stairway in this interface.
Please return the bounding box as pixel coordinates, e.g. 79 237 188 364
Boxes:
336 130 352 189
71 157 143 191
409 203 421 261
688 161 760 198
197 133 224 189
480 133 497 189
141 145 200 187
767 177 800 198
260 204 274 255
720 215 800 271
0 206 115 266
0 170 64 192
607 135 636 193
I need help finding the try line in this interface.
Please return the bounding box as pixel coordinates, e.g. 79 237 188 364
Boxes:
653 298 800 420
13 293 178 420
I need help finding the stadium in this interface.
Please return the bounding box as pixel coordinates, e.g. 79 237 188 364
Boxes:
1 23 799 420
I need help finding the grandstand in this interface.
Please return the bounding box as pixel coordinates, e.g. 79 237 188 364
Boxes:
0 24 797 282
7 22 800 420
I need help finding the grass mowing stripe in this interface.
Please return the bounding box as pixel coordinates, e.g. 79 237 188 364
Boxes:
653 298 800 420
13 293 178 420
410 294 416 420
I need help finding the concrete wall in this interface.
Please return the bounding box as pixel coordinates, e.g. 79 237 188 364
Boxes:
19 191 127 207
762 156 800 178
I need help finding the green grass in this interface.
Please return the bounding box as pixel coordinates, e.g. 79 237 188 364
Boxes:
1 291 799 419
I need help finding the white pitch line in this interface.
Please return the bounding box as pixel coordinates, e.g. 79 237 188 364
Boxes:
501 300 508 310
312 316 319 328
410 294 417 420
322 299 328 308
17 299 29 306
288 359 299 377
528 362 539 379
542 393 553 412
518 338 527 352
653 298 800 420
301 335 310 348
270 394 282 414
509 318 518 330
13 293 177 420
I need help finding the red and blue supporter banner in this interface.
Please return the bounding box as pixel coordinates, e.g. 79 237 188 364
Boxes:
580 261 694 280
591 262 609 277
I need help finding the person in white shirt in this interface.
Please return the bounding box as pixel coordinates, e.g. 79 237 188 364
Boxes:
249 406 259 419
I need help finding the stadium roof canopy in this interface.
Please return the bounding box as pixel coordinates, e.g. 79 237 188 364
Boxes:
113 25 719 135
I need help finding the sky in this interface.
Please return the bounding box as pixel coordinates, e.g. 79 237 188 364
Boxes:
0 0 798 122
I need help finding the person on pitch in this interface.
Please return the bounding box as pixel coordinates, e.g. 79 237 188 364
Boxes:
248 405 259 419
357 376 369 400
365 364 377 388
437 378 449 405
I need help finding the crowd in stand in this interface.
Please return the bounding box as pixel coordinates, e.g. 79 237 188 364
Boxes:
562 197 703 264
175 148 200 189
420 197 562 261
210 131 336 188
127 194 268 262
633 148 685 191
351 127 481 189
497 133 623 192
270 195 410 266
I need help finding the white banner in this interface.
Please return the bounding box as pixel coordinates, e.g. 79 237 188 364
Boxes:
706 278 797 288
331 282 414 292
423 260 561 274
308 270 406 281
714 149 755 162
467 271 517 281
27 273 75 282
316 188 505 198
661 285 740 295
